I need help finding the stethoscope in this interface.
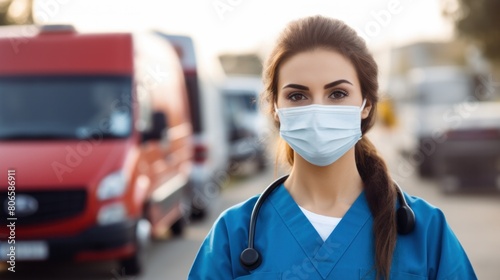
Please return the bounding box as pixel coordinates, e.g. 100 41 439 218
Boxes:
240 174 416 270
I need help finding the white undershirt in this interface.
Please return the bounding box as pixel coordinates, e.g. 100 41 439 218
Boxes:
298 206 342 242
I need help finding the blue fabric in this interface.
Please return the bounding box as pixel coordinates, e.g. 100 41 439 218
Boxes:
188 184 477 279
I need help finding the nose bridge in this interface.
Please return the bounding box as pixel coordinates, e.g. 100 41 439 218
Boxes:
311 86 325 105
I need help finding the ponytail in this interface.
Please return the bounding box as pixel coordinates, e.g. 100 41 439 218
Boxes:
355 137 397 279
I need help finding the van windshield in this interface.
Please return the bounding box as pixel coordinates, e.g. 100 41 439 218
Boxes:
418 79 472 105
224 91 257 112
0 76 132 140
223 90 258 141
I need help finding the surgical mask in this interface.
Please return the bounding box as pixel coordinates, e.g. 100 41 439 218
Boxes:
276 99 366 166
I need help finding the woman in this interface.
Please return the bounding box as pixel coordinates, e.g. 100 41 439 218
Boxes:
189 16 476 279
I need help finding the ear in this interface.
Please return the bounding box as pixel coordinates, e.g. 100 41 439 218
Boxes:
361 101 372 120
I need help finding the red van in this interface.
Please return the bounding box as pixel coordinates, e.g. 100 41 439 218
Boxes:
0 25 193 275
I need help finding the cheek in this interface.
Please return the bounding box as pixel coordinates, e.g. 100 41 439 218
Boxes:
276 94 286 108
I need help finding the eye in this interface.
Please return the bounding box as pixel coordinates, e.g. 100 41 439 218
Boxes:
287 92 307 102
329 89 348 99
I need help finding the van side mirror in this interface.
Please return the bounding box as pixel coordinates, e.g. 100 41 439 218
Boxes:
142 111 168 142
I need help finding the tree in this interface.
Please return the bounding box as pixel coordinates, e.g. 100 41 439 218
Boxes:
0 0 33 26
444 0 500 65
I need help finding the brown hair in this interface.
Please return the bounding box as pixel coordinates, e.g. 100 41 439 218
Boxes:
262 15 397 279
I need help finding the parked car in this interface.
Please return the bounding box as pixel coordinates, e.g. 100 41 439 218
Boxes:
155 32 230 219
435 101 500 192
0 25 193 275
221 75 269 172
406 66 476 178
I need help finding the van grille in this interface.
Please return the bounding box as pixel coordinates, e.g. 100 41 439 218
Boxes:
0 189 87 226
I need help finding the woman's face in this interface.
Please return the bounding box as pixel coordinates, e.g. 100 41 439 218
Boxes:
275 48 371 119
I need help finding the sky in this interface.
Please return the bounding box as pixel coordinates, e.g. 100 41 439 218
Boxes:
32 0 454 57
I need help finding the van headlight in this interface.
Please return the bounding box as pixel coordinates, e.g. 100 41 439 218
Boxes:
97 171 127 200
97 202 127 225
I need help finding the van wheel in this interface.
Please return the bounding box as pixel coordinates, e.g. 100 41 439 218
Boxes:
120 253 142 276
171 217 185 236
190 205 207 221
119 218 151 275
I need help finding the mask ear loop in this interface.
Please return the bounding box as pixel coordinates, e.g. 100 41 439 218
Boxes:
358 99 368 140
273 103 279 120
360 99 367 111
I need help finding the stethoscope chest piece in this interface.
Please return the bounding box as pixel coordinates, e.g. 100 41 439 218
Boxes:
240 247 261 270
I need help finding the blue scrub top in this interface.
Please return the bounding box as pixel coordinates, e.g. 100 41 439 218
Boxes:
188 184 477 279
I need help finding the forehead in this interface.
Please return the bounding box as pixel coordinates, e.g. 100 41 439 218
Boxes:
278 49 358 86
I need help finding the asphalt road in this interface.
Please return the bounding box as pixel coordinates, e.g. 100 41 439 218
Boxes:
1 126 499 279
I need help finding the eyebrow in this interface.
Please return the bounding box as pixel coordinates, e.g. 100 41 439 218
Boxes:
282 84 309 90
324 79 353 89
282 79 353 90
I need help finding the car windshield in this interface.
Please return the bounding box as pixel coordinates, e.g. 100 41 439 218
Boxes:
0 76 132 140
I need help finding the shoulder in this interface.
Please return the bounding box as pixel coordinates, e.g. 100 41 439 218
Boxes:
214 194 260 231
402 192 451 237
401 194 477 278
404 193 445 220
189 195 261 279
